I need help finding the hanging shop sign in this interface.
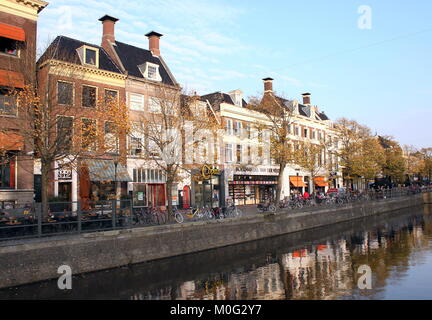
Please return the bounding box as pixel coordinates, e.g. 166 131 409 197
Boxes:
201 165 220 180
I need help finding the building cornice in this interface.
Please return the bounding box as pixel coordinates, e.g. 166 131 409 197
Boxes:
0 0 48 20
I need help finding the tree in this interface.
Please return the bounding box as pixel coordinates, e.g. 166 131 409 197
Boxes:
247 93 295 202
131 86 217 216
419 148 432 183
378 136 406 184
334 118 385 188
292 141 328 193
402 145 423 182
1 44 130 215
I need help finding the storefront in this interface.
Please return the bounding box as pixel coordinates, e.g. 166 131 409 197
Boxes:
289 176 307 195
229 175 278 205
313 176 329 193
130 168 168 207
191 165 222 209
80 159 131 202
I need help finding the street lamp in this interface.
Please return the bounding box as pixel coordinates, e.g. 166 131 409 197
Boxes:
113 154 120 200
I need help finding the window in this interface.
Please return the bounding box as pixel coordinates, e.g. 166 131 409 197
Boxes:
258 146 263 164
81 119 97 150
225 119 233 135
149 97 161 113
236 145 242 163
133 169 165 183
85 48 97 65
129 136 143 156
105 122 118 153
246 124 251 139
234 121 242 137
130 93 144 111
312 130 316 140
57 81 73 105
225 144 233 163
105 89 118 104
247 145 252 164
0 155 13 189
304 128 308 138
139 62 161 81
57 116 73 153
295 126 299 136
82 85 96 108
148 65 157 79
0 89 16 116
0 37 18 56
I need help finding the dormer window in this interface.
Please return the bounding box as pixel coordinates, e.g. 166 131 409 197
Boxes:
139 62 162 82
85 48 97 65
77 45 99 68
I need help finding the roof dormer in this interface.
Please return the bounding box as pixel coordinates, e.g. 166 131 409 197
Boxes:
77 45 100 68
138 62 162 82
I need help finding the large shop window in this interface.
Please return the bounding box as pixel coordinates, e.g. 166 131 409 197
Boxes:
0 155 14 189
0 89 16 116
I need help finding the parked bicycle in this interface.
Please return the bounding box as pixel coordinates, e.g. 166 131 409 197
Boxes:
257 200 276 213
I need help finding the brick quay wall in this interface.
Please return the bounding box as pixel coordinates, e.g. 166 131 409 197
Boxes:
0 192 430 289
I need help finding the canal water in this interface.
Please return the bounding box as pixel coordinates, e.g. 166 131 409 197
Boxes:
1 205 431 300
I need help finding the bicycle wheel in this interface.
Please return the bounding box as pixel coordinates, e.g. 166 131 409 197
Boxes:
269 205 276 212
174 212 184 224
206 209 215 220
234 208 243 217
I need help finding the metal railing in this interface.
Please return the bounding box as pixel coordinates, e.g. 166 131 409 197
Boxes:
0 200 134 242
0 186 430 242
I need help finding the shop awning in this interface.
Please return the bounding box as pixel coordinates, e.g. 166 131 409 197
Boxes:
0 132 24 151
83 159 132 182
0 70 25 88
290 176 306 187
0 23 25 42
314 177 329 187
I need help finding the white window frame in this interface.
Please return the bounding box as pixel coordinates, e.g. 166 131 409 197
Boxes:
139 62 162 82
129 93 145 111
77 45 100 68
225 144 233 163
148 97 162 113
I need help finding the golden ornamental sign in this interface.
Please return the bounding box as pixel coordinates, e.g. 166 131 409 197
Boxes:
201 165 221 180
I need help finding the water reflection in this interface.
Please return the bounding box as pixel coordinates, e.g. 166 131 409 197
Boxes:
1 205 431 300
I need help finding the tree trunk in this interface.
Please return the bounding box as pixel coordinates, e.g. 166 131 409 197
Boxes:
276 163 286 203
41 160 50 217
166 178 173 218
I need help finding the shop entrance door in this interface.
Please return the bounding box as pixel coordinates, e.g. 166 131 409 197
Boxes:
148 184 166 207
58 182 72 202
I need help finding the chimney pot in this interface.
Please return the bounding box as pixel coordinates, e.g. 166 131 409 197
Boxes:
99 15 119 46
302 93 311 105
263 77 274 93
145 31 163 56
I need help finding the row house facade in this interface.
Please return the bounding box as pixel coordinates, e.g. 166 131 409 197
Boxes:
37 34 128 203
0 0 47 207
98 15 181 208
192 78 343 207
37 14 181 205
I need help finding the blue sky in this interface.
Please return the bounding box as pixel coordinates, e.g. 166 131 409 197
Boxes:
37 0 432 148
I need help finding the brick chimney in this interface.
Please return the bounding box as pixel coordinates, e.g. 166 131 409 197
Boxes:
263 77 274 93
302 93 311 105
99 15 119 49
145 31 163 56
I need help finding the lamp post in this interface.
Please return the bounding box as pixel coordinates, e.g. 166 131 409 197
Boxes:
113 154 120 201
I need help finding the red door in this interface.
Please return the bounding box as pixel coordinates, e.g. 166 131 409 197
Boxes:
183 185 190 209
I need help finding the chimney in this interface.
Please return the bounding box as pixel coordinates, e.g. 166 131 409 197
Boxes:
145 31 163 56
99 15 119 48
302 93 311 105
263 77 274 93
